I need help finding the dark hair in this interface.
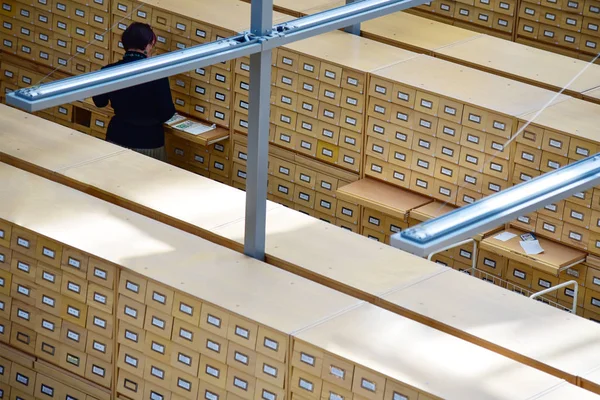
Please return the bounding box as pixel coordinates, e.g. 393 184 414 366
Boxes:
122 22 156 51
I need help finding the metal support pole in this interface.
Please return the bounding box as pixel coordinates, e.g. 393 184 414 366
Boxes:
244 0 273 260
530 280 579 314
344 0 361 35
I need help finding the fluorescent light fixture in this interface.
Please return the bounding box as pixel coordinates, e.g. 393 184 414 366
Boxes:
6 36 261 112
391 154 600 257
6 0 429 112
265 0 431 47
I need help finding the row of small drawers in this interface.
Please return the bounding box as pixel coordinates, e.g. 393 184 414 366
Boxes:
116 270 288 361
116 313 287 390
3 248 113 313
165 141 231 179
0 318 113 389
238 99 363 155
241 120 361 173
290 339 435 400
116 364 284 400
1 294 113 363
511 212 600 253
520 3 600 34
365 156 500 206
521 0 600 15
111 0 231 42
268 100 363 138
419 2 516 32
0 34 103 74
116 329 286 400
367 90 515 139
0 271 114 337
233 141 355 197
476 250 600 310
0 14 110 57
269 49 367 96
517 19 600 51
167 79 232 123
0 355 103 400
366 134 513 183
420 0 517 16
0 222 117 289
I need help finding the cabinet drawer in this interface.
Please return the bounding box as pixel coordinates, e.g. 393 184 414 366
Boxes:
87 258 116 289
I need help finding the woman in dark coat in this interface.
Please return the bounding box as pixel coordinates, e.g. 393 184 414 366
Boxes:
93 22 175 161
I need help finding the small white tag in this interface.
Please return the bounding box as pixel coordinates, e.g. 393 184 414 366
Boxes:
420 99 433 109
299 379 314 392
179 303 193 315
93 341 106 353
543 223 556 233
396 112 408 121
571 210 584 220
17 262 30 273
17 237 30 248
416 179 428 188
419 119 431 129
371 164 383 173
124 306 137 318
549 139 562 148
442 147 454 156
443 126 455 136
361 379 376 392
94 268 107 280
206 339 220 353
67 306 81 318
469 114 481 123
42 295 54 307
152 342 165 354
465 175 476 184
444 106 456 116
206 365 220 377
514 270 526 279
17 309 30 321
94 316 107 328
466 155 478 164
152 317 165 329
178 353 192 366
490 163 502 172
68 282 81 293
125 354 138 367
125 330 138 342
467 134 480 144
208 314 221 327
417 159 429 169
151 366 164 379
396 132 407 141
67 330 80 342
569 231 582 241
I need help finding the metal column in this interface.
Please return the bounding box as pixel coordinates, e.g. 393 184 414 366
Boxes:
244 0 273 260
344 0 361 35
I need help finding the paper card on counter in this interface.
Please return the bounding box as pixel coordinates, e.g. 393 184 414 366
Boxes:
520 240 544 255
494 232 517 242
173 120 217 136
165 113 187 126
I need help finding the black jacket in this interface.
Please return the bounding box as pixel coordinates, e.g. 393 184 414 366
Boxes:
92 51 176 149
